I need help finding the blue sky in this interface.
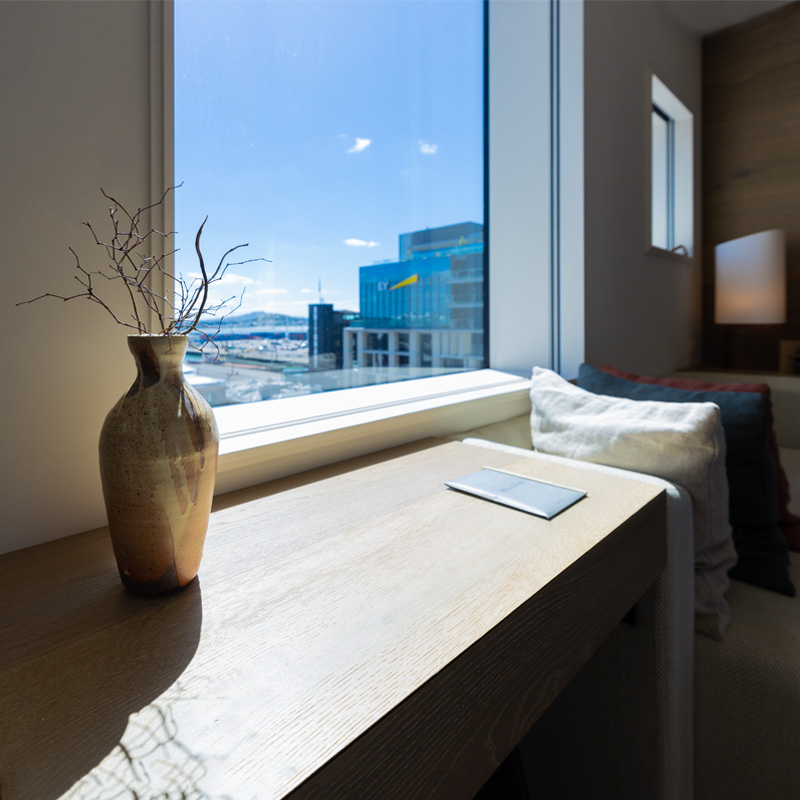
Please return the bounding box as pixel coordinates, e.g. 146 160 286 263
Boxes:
174 0 483 318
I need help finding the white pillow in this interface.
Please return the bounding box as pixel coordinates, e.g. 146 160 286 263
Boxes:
530 367 737 638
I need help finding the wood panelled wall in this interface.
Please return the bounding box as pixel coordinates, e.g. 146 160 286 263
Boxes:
702 2 800 370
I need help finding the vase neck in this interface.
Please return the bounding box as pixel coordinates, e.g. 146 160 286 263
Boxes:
127 335 188 384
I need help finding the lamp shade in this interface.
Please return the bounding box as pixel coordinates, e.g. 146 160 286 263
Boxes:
715 229 786 324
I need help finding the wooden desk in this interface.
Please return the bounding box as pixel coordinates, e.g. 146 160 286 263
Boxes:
0 440 666 800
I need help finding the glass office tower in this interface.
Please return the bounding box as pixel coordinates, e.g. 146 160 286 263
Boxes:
345 222 484 371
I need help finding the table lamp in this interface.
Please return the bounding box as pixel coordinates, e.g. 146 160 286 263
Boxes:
715 229 786 325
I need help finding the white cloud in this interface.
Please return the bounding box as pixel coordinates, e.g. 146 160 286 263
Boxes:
300 288 312 294
419 140 438 155
255 287 289 295
347 137 371 154
344 238 379 248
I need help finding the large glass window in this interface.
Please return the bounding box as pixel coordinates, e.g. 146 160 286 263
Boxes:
175 0 485 408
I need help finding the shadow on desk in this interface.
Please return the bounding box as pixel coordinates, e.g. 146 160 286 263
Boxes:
0 557 203 800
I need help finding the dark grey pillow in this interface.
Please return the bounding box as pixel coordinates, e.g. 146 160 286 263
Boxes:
578 363 795 597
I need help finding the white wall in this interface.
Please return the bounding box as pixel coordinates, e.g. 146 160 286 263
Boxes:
0 0 705 557
583 0 703 375
489 0 552 375
1 1 155 554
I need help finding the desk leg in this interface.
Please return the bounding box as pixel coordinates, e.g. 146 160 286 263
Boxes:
517 578 663 799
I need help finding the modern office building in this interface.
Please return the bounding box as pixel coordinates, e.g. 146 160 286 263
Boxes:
308 303 352 370
344 222 485 371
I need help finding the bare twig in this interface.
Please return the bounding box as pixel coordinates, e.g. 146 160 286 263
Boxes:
16 186 269 348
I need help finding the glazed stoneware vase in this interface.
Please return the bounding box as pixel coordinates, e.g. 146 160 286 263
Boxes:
99 335 219 595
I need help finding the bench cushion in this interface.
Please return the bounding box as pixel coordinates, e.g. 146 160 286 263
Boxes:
578 363 795 597
601 364 800 552
530 367 737 638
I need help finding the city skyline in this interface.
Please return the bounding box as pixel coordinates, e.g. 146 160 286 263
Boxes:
174 0 484 320
187 219 485 407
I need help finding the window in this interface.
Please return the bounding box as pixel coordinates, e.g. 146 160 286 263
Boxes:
163 1 582 486
175 0 485 409
650 105 672 250
649 73 693 258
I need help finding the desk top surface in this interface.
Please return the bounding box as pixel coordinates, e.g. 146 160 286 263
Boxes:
0 439 665 800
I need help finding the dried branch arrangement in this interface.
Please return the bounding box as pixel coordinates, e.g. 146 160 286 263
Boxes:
17 185 267 351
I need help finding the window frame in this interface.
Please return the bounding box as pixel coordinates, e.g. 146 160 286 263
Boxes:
646 71 694 262
160 0 583 491
651 103 674 250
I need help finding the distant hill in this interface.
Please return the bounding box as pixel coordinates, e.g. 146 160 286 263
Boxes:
200 311 308 328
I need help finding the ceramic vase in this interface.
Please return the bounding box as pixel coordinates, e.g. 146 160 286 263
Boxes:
99 335 219 595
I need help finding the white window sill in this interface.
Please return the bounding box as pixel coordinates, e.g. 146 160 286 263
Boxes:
646 245 694 265
212 369 533 495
